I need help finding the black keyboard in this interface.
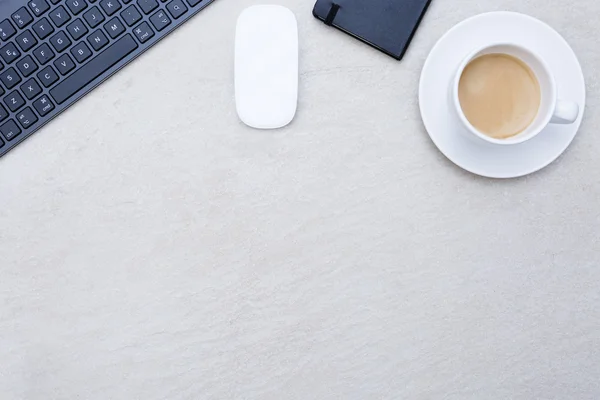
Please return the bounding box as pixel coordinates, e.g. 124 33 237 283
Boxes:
0 0 216 157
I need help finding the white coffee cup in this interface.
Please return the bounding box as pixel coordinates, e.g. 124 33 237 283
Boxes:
451 43 580 145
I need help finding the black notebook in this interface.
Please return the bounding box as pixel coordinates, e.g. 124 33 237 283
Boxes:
313 0 432 60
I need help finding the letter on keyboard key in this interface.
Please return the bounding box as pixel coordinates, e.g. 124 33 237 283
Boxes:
0 43 21 64
67 19 89 40
66 0 88 15
20 78 43 99
16 30 38 52
87 29 109 51
16 55 39 77
33 43 56 65
104 17 126 38
4 94 24 114
49 6 71 28
50 34 138 104
83 7 105 28
32 18 54 40
54 54 76 75
70 42 92 63
4 90 26 112
37 65 59 87
100 0 122 16
49 31 72 52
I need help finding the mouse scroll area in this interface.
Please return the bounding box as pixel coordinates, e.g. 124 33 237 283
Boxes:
235 5 298 129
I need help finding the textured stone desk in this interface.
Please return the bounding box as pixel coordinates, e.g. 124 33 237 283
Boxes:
1 0 599 398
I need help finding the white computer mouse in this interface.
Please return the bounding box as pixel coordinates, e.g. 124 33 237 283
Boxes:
235 5 298 129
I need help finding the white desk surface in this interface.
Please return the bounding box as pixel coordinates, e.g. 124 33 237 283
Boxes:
1 0 599 398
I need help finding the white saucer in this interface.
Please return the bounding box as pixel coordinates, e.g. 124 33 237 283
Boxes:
419 12 586 178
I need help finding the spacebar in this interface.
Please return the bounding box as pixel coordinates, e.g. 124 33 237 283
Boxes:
50 35 138 104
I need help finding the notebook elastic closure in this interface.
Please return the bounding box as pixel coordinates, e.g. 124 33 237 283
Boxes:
324 3 340 26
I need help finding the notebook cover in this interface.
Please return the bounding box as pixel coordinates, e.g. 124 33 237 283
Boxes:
312 0 432 60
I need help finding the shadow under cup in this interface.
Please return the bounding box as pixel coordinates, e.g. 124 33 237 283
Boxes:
453 44 556 145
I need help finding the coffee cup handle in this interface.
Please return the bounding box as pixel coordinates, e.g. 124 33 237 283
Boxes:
550 100 579 124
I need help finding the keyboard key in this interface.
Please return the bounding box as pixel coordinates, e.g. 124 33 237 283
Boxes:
16 107 38 129
37 65 59 87
137 0 158 14
123 0 132 3
32 18 55 39
33 43 55 65
66 0 88 15
16 55 38 77
100 0 122 16
4 91 25 110
0 68 21 89
0 86 4 96
87 29 109 51
133 21 154 43
166 0 187 19
186 0 203 6
120 5 141 26
49 0 61 4
104 17 125 38
71 42 92 62
54 53 76 75
0 119 21 141
28 0 51 17
0 105 8 122
33 94 55 116
4 90 25 112
12 8 34 29
15 30 38 52
0 20 17 41
83 7 105 28
20 78 43 99
0 43 21 64
49 31 72 52
149 10 170 31
49 6 71 27
50 34 137 104
67 19 89 40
